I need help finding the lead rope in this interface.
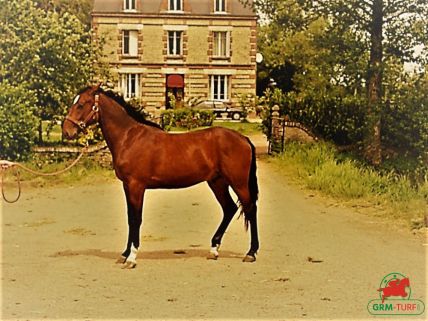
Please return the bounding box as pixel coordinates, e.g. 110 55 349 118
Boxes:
1 167 21 203
0 144 88 204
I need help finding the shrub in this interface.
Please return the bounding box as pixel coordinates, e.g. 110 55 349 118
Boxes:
260 88 366 146
260 74 427 178
382 74 428 173
238 94 258 119
0 82 38 161
161 108 215 131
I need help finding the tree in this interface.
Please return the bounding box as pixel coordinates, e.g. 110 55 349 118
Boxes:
34 0 93 29
0 82 38 161
244 0 428 164
310 0 427 164
0 0 93 142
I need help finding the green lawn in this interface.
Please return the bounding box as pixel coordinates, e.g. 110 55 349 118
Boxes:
212 121 262 135
41 121 62 143
169 121 262 136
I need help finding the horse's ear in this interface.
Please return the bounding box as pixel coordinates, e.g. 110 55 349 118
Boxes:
93 82 102 92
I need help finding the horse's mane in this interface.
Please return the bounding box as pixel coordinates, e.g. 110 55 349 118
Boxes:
79 86 163 130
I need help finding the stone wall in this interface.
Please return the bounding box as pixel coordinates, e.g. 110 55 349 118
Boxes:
33 144 113 169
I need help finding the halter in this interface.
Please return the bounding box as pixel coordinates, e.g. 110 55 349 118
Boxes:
65 94 100 130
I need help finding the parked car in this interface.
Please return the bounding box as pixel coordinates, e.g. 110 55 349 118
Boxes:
193 100 244 120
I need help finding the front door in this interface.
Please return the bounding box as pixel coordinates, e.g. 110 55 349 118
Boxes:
166 74 184 109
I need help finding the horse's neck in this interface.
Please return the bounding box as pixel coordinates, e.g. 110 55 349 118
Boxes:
98 95 145 154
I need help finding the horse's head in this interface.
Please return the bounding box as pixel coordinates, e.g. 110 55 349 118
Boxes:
62 84 101 140
400 278 410 287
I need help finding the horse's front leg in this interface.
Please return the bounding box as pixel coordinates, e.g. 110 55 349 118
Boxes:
117 182 145 269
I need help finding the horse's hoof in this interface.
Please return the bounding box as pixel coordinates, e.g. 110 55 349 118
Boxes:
121 261 137 269
207 252 218 260
115 256 127 264
242 254 256 263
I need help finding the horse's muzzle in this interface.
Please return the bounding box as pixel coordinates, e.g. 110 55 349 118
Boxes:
62 121 78 140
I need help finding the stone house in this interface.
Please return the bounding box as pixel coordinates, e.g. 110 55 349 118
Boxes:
92 0 256 112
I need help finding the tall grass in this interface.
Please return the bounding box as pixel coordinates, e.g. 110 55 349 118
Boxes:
273 142 428 227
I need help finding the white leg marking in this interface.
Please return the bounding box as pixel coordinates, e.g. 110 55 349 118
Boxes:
210 246 219 257
127 244 138 263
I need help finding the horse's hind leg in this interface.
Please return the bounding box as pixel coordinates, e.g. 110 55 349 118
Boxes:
231 185 259 262
207 177 238 259
117 182 145 269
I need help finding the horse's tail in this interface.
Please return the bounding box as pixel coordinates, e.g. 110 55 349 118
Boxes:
247 137 259 204
243 137 258 230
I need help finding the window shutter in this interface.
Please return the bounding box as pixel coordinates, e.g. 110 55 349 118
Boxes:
226 31 231 57
129 31 138 56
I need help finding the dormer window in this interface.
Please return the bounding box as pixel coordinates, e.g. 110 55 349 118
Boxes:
169 0 182 11
124 0 136 11
215 0 226 12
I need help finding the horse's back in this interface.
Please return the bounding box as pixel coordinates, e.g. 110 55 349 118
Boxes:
116 125 253 188
164 126 251 183
177 126 251 160
203 127 254 187
163 126 249 153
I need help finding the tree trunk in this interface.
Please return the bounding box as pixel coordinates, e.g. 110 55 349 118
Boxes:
38 120 43 144
365 0 383 165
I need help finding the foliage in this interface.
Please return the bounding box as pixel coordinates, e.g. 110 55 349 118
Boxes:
167 92 177 109
161 109 215 131
249 0 428 67
0 0 109 147
273 142 428 227
92 34 117 86
0 82 38 160
258 88 366 146
238 94 259 119
127 97 149 116
0 0 93 120
381 71 428 176
247 0 428 165
34 0 93 29
308 0 428 66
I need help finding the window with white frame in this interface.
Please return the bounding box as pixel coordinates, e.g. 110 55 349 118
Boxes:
210 75 229 101
213 31 229 57
122 30 138 56
169 0 182 11
120 74 140 99
168 31 182 56
215 0 226 12
124 0 136 11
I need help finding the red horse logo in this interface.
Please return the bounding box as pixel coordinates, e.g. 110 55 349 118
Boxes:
378 277 410 303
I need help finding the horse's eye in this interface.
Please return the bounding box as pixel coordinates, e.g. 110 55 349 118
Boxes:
77 104 84 110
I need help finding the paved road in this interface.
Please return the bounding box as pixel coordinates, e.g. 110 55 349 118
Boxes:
1 157 426 320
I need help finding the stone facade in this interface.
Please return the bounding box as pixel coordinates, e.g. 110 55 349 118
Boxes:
92 0 257 112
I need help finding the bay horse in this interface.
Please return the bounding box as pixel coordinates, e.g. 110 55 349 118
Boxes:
62 84 259 268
